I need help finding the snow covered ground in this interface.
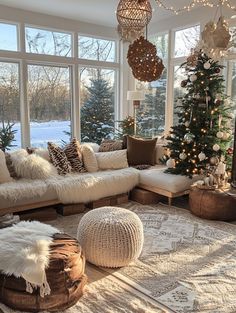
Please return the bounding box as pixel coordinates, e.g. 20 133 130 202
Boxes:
11 120 70 149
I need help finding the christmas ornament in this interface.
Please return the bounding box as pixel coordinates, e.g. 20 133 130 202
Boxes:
210 156 219 165
198 152 206 161
203 61 211 69
213 143 220 151
186 51 198 67
184 121 190 128
222 132 230 140
184 132 195 144
179 152 187 160
227 147 233 155
127 36 164 82
215 67 221 74
190 74 197 82
216 131 224 139
181 80 188 88
215 99 221 106
166 158 175 168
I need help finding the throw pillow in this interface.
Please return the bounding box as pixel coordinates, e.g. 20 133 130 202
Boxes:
64 138 86 173
127 136 157 166
81 142 100 152
0 150 13 184
81 144 98 173
27 147 51 162
48 142 72 175
95 150 128 170
4 153 17 178
99 139 123 152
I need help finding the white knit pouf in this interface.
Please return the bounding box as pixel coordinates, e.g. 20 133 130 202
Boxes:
77 206 144 268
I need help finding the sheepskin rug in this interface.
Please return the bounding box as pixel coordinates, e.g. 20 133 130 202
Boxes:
0 221 59 296
48 167 139 204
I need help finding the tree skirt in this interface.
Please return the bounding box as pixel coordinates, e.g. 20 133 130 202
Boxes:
2 203 236 313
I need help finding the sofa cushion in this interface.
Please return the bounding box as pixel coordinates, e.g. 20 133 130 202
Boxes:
139 166 199 194
81 144 98 173
0 150 13 184
95 150 128 170
48 142 72 175
48 167 139 204
64 138 86 173
127 136 157 166
99 139 123 152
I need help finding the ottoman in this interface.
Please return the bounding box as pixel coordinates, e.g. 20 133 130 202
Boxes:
0 233 87 312
77 206 144 268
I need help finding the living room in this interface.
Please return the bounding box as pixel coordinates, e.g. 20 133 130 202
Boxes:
0 0 236 312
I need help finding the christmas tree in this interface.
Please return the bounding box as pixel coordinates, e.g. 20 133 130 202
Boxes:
165 52 233 178
81 73 114 144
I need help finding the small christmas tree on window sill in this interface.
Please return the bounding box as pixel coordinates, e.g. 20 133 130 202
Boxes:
0 122 17 152
165 52 233 178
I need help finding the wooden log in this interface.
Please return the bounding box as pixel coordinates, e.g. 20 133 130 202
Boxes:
57 203 85 216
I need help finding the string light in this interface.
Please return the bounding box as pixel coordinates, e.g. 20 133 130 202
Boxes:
155 0 235 15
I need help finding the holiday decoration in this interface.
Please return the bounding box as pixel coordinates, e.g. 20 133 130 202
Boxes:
198 152 206 161
117 25 144 42
184 132 195 144
199 16 235 59
166 158 175 168
179 152 187 160
127 36 164 82
186 50 198 67
165 52 233 178
216 131 224 139
190 74 197 82
213 144 220 151
203 61 211 69
181 80 188 88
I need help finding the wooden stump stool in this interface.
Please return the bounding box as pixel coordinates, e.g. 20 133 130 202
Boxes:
0 233 87 312
189 187 236 221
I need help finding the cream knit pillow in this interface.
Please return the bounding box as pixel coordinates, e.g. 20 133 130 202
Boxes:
81 144 98 172
95 150 128 170
0 150 13 184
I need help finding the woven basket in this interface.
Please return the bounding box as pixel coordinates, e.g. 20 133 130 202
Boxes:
0 233 87 312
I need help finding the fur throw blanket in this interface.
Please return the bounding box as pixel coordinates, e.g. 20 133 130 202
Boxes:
0 221 60 297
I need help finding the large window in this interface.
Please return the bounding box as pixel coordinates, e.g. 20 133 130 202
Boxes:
0 22 18 51
173 65 186 125
136 33 168 137
0 62 20 149
28 65 71 147
174 25 200 58
25 27 72 57
79 36 116 62
80 67 115 144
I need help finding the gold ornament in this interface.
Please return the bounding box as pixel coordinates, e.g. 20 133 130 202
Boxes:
186 50 198 67
127 36 165 82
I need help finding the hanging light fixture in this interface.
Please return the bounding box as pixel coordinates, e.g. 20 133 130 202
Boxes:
116 0 152 41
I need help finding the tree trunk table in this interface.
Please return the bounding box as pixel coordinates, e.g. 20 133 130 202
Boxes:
189 186 236 221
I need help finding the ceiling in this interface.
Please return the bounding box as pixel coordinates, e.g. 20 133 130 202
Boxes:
0 0 202 27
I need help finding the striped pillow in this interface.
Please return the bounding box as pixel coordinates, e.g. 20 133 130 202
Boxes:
64 138 86 173
48 142 72 175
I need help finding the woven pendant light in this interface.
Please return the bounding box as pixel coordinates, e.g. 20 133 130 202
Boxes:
116 0 152 30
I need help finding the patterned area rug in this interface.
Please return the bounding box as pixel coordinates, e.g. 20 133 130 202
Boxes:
48 202 236 313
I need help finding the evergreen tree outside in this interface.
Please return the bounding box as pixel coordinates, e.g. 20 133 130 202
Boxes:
81 71 114 144
165 52 233 178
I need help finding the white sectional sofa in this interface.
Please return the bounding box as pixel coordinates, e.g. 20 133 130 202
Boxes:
0 144 198 215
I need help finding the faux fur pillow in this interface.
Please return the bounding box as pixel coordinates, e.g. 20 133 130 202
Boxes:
99 139 123 152
5 152 17 178
81 144 98 173
64 138 86 173
10 149 58 179
0 150 13 184
48 142 72 175
95 150 128 170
